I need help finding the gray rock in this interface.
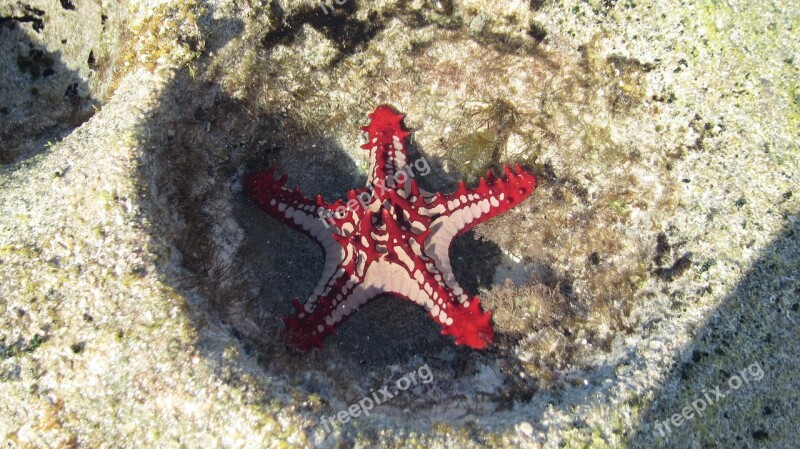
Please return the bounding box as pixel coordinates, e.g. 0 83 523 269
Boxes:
1 0 797 447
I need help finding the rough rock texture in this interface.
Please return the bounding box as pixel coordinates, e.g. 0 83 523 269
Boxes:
0 0 126 163
1 0 798 447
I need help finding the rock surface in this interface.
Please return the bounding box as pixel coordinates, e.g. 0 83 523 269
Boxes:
1 0 798 447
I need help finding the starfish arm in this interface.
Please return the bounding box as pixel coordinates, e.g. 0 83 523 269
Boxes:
440 164 536 237
282 267 355 351
360 105 413 192
439 295 493 349
246 168 341 238
410 271 494 349
420 165 536 304
247 168 373 242
369 212 495 349
283 232 387 351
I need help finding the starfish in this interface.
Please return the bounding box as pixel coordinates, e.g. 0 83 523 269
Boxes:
246 105 536 351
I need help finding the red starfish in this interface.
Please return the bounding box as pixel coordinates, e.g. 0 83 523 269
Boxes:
246 105 536 351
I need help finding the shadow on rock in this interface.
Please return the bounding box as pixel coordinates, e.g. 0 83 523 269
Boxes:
0 1 118 164
626 213 800 448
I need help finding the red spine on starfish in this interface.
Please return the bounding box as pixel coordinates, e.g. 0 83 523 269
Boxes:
246 105 536 351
